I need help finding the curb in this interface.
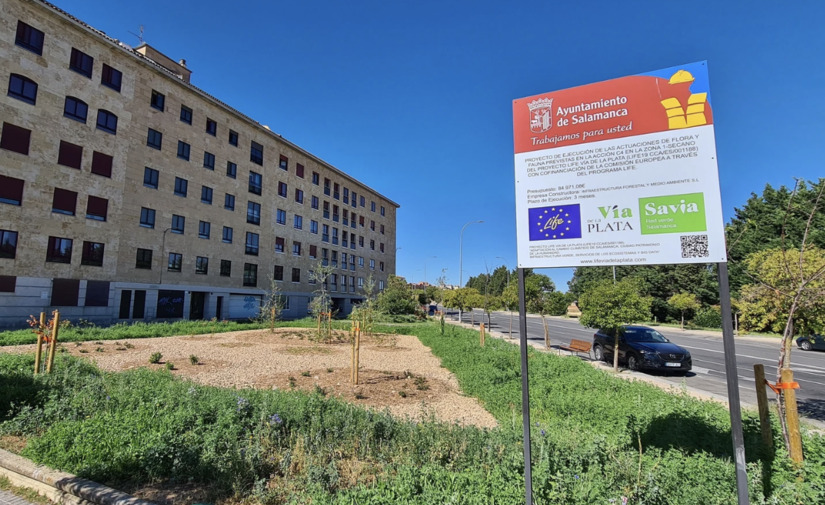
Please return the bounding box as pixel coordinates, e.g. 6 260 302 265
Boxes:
0 449 154 505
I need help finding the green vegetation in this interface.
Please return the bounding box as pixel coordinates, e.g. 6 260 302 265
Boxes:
0 319 266 347
149 352 162 364
1 321 823 504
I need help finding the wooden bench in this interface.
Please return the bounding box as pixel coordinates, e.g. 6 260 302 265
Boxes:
558 338 592 359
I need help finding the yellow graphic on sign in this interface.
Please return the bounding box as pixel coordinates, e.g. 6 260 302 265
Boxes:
661 70 708 129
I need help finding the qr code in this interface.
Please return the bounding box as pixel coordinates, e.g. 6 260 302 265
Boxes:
680 235 709 258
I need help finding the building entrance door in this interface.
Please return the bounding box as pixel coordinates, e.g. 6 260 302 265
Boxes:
189 291 206 320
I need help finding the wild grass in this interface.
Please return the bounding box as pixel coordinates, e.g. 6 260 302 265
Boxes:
0 321 822 504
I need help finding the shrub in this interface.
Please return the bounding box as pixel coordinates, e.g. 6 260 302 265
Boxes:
189 355 199 365
693 306 722 329
149 352 162 364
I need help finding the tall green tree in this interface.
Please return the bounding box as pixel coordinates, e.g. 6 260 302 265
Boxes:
579 278 652 372
726 179 825 293
667 292 700 330
376 275 418 315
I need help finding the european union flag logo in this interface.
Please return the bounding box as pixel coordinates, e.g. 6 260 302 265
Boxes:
528 204 582 241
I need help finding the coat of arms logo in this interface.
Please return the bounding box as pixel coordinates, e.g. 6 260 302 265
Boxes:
528 98 553 133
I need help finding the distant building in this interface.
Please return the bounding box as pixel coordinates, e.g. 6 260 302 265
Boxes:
0 0 398 328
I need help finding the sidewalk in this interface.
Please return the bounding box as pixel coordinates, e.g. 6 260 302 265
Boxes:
0 490 37 505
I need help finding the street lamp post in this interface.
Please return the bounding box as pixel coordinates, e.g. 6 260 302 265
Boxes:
459 220 483 323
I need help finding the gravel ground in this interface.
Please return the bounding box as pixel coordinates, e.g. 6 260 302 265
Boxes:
2 328 498 429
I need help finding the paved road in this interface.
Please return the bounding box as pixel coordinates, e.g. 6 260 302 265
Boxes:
455 309 825 424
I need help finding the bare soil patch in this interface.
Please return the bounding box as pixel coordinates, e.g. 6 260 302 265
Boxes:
3 328 497 429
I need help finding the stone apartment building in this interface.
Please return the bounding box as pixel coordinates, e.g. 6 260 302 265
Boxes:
0 0 398 328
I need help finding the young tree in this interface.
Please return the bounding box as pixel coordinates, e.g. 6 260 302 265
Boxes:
256 277 284 332
579 278 652 372
309 261 335 341
376 275 418 315
667 292 700 330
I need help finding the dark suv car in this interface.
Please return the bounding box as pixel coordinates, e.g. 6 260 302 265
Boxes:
592 325 692 373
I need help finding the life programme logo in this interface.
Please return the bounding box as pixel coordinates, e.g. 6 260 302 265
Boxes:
528 204 582 241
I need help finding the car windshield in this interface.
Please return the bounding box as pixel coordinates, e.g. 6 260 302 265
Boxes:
623 328 669 343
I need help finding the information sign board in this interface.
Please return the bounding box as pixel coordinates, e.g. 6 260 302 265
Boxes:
513 61 726 268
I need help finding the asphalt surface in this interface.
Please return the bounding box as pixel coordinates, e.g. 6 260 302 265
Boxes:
455 309 825 425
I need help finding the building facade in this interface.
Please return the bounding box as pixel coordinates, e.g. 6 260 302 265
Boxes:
0 0 398 328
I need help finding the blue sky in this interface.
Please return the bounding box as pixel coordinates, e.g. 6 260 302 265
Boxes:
52 0 824 291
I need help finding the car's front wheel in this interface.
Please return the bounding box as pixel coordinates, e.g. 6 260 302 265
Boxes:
626 353 641 371
593 344 605 362
801 340 813 351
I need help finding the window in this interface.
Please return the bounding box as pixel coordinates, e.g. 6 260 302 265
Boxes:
243 263 258 286
168 252 182 272
380 243 385 253
324 178 331 196
171 214 185 234
333 205 340 222
275 237 285 253
312 172 320 185
334 183 340 200
139 207 155 228
330 274 337 291
247 201 261 225
381 206 386 216
332 228 339 245
279 155 288 171
380 224 385 234
224 193 235 210
226 161 237 178
143 167 159 188
203 151 215 169
1 122 31 155
206 118 217 136
311 196 319 209
135 248 152 269
96 109 118 134
220 260 231 277
323 201 330 219
250 141 263 165
370 220 376 231
58 141 83 169
276 209 286 225
370 259 375 270
147 128 162 149
292 241 302 256
343 188 349 204
380 261 385 272
16 21 44 55
322 224 329 242
52 188 77 215
292 268 301 283
91 151 113 177
51 279 80 307
177 141 190 160
228 129 238 146
351 191 357 208
248 171 262 195
359 236 364 247
198 221 211 239
8 74 37 105
69 48 93 77
295 189 304 204
63 96 88 122
308 271 316 284
85 280 110 307
350 255 355 270
150 89 165 110
245 232 259 255
222 226 233 243
370 239 375 250
350 233 356 249
371 201 377 212
81 241 104 266
294 215 303 229
46 236 73 263
0 175 24 206
86 195 108 221
0 230 18 259
201 185 213 204
358 256 364 267
174 177 188 197
180 105 192 124
278 182 288 198
296 163 304 178
309 245 317 259
310 220 318 234
101 64 122 92
360 196 366 207
358 277 364 288
195 256 208 274
272 264 285 282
